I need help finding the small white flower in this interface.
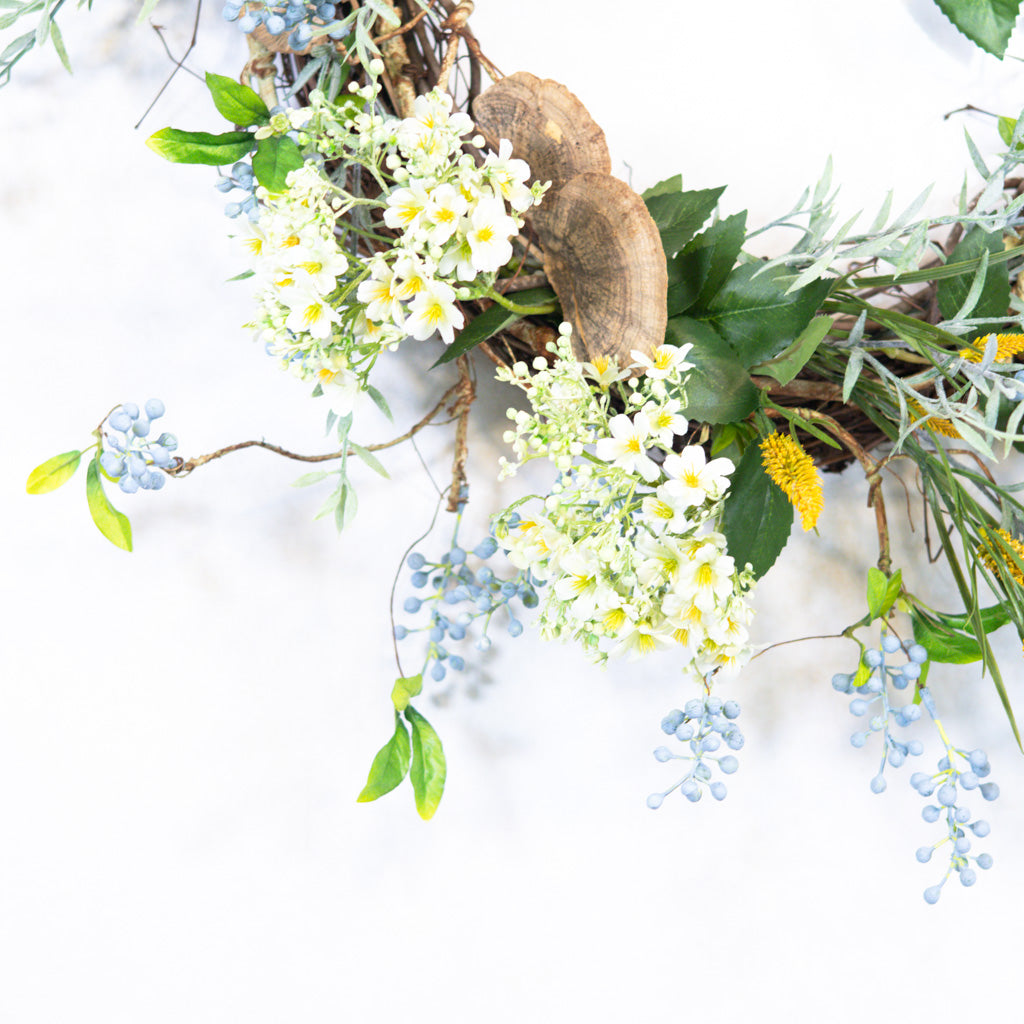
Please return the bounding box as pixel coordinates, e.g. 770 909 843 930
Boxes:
423 183 468 245
404 280 464 344
594 412 660 483
641 399 688 447
384 184 431 233
662 446 734 504
583 355 629 388
632 344 693 380
466 195 518 274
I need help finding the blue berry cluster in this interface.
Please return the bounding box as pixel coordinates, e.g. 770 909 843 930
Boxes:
99 401 177 494
222 1 343 49
831 632 927 792
832 632 999 902
216 160 258 221
647 695 744 807
912 687 998 903
394 514 540 686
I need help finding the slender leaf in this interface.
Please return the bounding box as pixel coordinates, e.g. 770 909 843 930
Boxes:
49 17 70 72
406 706 446 820
205 71 270 127
292 470 329 487
356 712 412 802
252 134 304 192
349 441 389 479
365 384 393 422
26 449 81 494
433 287 557 367
146 127 255 166
936 228 1010 333
85 458 132 551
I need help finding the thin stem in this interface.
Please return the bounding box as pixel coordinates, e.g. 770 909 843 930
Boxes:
484 286 557 316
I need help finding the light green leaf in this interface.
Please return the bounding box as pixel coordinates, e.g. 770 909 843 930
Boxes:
936 602 1012 634
49 17 70 72
146 127 255 165
349 441 389 479
205 71 270 127
365 385 393 422
334 482 358 531
137 0 161 21
749 315 831 386
26 449 81 494
641 174 682 201
390 673 423 712
664 316 759 424
292 470 329 487
720 442 794 580
357 712 412 802
406 706 446 820
252 135 304 193
842 346 864 404
911 610 983 664
933 0 1021 58
866 567 902 620
85 458 132 551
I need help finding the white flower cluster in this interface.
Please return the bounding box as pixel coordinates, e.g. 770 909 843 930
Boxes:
240 82 546 413
494 327 756 683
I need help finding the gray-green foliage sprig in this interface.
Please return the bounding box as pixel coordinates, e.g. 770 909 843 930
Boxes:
0 0 83 86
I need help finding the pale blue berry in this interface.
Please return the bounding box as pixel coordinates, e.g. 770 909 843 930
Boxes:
923 885 942 904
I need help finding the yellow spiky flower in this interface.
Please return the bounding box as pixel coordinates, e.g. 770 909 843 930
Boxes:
958 333 1024 364
759 433 824 531
906 397 961 438
979 528 1024 587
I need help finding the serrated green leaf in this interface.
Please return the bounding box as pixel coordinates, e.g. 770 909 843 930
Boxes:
146 127 254 166
349 441 389 479
911 609 983 664
698 264 832 370
720 442 794 579
205 71 270 127
933 0 1021 58
432 287 557 368
356 711 411 802
749 315 831 386
866 567 902 620
85 458 132 551
26 449 81 494
665 317 759 424
936 228 1010 334
390 673 422 712
671 211 747 313
641 174 682 201
644 185 726 257
406 706 446 820
252 135 304 193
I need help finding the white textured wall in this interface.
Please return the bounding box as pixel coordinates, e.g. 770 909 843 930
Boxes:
2 2 1023 1021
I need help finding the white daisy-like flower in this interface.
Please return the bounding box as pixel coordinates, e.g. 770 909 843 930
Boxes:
466 195 518 274
641 399 688 447
662 446 734 505
356 262 403 325
594 412 661 483
404 280 464 344
384 184 431 233
632 343 694 380
483 139 536 213
423 183 468 245
583 354 630 388
283 288 340 340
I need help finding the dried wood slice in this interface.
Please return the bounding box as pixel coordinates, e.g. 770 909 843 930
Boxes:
472 72 611 210
537 172 667 366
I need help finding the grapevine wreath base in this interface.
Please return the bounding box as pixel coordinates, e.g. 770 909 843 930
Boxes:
18 0 1024 905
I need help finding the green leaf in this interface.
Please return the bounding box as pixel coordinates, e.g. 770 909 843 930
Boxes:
406 706 446 820
146 127 255 166
356 711 412 802
866 567 902 620
205 71 270 127
911 609 984 664
334 482 358 531
365 384 393 422
641 174 682 200
699 263 832 369
670 211 747 313
252 135 304 193
49 17 70 73
999 114 1022 148
292 470 329 487
933 0 1021 58
748 315 831 386
137 0 161 22
85 458 132 551
644 185 726 257
936 228 1010 332
935 602 1011 634
26 449 81 494
665 317 759 424
433 287 557 368
720 442 794 579
390 673 423 712
349 441 389 479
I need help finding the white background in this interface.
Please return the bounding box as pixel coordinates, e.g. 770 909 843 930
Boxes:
2 1 1024 1021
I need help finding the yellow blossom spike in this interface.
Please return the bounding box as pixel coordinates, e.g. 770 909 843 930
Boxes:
906 397 960 438
959 333 1024 363
759 432 824 531
979 528 1024 587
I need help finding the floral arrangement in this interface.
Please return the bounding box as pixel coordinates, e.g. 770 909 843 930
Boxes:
11 0 1024 904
